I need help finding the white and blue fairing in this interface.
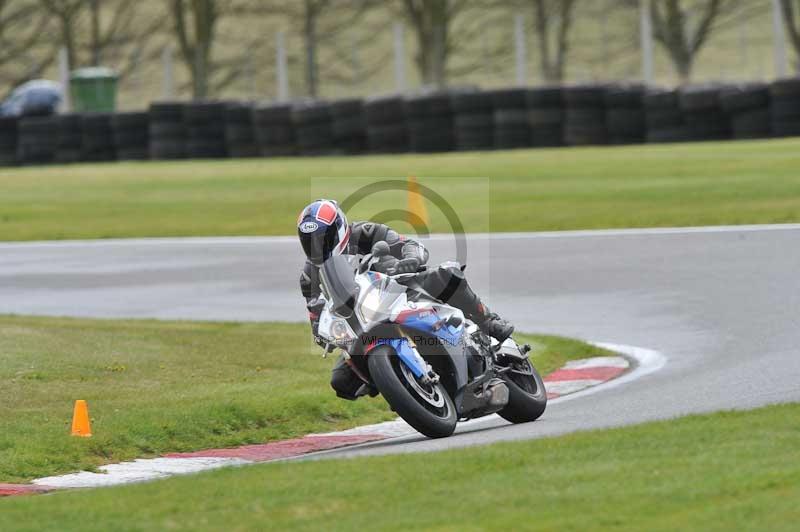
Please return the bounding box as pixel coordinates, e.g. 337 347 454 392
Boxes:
318 264 467 379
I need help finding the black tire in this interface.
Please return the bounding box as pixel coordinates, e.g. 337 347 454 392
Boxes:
451 91 493 113
455 113 493 129
367 123 409 153
368 345 457 438
527 86 562 107
150 140 185 159
605 84 645 108
404 91 452 118
647 126 691 143
332 116 365 138
292 102 331 126
0 116 18 133
330 98 363 120
719 84 770 113
679 85 722 110
644 89 679 109
364 95 406 125
254 104 293 125
498 357 547 424
489 88 528 108
528 108 563 127
183 101 228 124
150 102 185 120
563 85 607 107
732 109 771 138
769 77 800 98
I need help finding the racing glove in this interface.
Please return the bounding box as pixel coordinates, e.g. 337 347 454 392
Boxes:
307 298 326 347
393 257 420 274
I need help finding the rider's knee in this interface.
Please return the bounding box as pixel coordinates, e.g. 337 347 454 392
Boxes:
331 360 362 401
436 262 465 282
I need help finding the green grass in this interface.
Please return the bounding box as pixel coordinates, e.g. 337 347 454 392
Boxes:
2 402 798 531
2 138 800 241
0 315 608 483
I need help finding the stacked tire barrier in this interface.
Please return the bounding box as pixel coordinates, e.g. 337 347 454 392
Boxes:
679 85 730 141
224 103 259 158
149 102 185 159
254 104 295 156
330 99 366 154
184 102 227 159
720 84 771 139
451 91 494 151
17 116 57 164
112 112 149 160
0 117 18 166
3 76 800 167
81 114 116 161
406 92 453 153
527 87 563 147
644 89 687 143
365 96 408 153
54 114 82 163
564 85 609 145
769 78 800 137
292 101 335 155
606 85 646 144
492 89 530 149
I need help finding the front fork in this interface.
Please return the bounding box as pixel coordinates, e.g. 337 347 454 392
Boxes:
366 332 440 385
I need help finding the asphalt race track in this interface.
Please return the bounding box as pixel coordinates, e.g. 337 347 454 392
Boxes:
2 225 799 458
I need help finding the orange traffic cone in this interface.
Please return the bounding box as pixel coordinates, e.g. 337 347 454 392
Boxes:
71 400 92 437
407 176 429 230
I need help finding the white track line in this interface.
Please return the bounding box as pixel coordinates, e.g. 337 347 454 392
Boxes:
548 342 667 405
1 223 799 249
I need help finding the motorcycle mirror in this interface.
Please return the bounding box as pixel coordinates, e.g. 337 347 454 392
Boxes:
371 241 390 258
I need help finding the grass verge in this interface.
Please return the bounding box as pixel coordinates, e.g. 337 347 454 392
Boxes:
0 315 609 483
1 402 798 531
1 138 800 241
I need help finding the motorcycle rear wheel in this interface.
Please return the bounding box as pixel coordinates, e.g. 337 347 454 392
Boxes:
498 358 548 423
368 345 457 438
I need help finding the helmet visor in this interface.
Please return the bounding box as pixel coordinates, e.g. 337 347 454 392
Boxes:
299 223 339 265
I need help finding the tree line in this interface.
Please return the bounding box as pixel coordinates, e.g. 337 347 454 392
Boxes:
2 0 800 101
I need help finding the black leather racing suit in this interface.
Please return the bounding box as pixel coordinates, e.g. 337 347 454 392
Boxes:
300 221 495 400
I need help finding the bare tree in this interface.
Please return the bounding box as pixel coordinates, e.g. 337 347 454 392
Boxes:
647 0 760 83
400 0 458 87
0 0 57 91
781 0 800 71
84 1 167 77
170 0 220 99
261 0 376 97
400 0 509 88
39 0 84 68
528 0 578 82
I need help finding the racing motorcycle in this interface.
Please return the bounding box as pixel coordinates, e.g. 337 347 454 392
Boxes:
315 241 547 438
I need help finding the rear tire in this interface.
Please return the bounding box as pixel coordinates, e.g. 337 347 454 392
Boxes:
368 345 457 438
498 358 548 424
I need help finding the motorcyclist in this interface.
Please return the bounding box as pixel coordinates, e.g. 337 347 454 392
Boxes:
297 199 514 400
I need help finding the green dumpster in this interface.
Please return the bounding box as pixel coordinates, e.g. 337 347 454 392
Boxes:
70 67 118 112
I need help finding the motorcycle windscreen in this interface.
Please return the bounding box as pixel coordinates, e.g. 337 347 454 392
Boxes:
357 273 407 325
320 254 358 317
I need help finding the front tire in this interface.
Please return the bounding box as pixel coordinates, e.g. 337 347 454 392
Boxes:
498 358 548 423
368 345 457 438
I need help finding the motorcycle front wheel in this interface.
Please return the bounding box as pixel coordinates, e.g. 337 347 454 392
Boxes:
368 345 457 438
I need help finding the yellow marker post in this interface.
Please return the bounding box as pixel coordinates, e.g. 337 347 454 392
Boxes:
407 176 429 230
71 400 92 438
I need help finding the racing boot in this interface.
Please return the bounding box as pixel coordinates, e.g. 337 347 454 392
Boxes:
472 302 515 344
